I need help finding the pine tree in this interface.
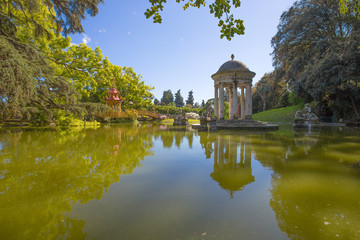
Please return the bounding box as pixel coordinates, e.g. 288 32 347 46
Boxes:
186 90 194 106
174 90 184 107
161 90 174 105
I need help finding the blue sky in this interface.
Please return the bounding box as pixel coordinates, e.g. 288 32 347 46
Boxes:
70 0 295 104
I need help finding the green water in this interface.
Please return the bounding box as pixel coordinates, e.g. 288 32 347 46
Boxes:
0 124 360 240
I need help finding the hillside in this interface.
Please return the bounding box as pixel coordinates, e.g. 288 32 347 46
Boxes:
252 105 303 123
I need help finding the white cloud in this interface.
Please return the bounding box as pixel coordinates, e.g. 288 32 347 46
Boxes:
98 29 107 33
128 32 131 35
70 42 78 46
82 34 91 44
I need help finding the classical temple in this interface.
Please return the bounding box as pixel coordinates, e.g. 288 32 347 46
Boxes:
212 54 255 120
194 55 278 131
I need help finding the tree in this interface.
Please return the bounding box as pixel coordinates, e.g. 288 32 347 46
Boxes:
0 0 104 123
174 89 184 107
272 0 360 119
161 90 174 105
145 0 244 40
0 0 104 37
186 90 194 106
0 1 154 123
154 98 160 105
252 70 287 112
201 100 205 107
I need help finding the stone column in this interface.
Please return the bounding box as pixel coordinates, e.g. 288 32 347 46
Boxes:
245 83 252 119
219 83 225 119
214 85 219 119
228 88 233 119
232 81 238 120
241 86 245 120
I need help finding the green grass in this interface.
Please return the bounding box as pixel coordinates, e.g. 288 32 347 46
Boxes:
159 119 174 124
252 104 303 123
159 119 200 125
188 119 200 125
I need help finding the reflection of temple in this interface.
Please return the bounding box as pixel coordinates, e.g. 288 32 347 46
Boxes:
210 135 255 198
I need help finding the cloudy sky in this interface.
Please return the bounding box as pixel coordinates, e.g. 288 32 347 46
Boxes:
70 0 295 104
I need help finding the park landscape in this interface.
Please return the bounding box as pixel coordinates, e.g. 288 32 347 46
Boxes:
1 0 360 239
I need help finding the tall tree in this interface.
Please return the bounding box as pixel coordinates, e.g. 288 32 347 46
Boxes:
272 0 360 119
154 98 160 105
0 0 104 122
161 90 174 105
174 89 184 107
186 90 194 106
0 0 157 123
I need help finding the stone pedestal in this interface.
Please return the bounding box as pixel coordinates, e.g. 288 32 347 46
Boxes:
173 115 188 126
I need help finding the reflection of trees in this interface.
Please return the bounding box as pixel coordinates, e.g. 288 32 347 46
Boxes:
250 128 360 240
270 169 360 240
158 127 196 149
0 125 154 239
199 133 255 198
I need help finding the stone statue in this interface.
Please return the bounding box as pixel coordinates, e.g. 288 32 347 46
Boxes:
173 108 188 126
294 103 319 129
205 102 214 118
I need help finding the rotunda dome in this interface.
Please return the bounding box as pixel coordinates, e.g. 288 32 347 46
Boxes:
211 54 255 80
217 59 248 73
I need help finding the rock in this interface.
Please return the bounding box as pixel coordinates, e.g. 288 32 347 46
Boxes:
185 112 200 120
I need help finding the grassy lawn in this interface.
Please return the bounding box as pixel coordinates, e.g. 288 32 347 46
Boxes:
159 119 200 125
252 104 303 123
188 119 200 125
159 119 174 124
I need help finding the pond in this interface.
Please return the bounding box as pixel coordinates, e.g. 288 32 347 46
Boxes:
0 124 360 240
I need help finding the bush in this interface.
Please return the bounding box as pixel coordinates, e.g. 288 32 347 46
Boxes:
289 92 304 106
127 109 139 121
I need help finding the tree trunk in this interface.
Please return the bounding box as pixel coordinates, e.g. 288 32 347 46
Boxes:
349 94 359 119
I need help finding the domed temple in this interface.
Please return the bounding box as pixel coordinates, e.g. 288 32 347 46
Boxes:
212 54 255 120
193 55 279 131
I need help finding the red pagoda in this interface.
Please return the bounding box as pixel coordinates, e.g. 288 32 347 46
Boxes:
106 86 124 113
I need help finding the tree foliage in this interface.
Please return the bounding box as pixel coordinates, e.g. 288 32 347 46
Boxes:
339 0 360 18
186 90 194 106
0 0 104 37
0 0 154 123
161 89 174 105
145 0 244 40
252 70 290 113
174 89 184 107
272 0 360 120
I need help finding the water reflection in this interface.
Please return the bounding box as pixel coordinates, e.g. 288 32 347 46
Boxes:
0 125 359 239
250 128 360 240
205 134 254 197
157 125 196 149
0 125 154 239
